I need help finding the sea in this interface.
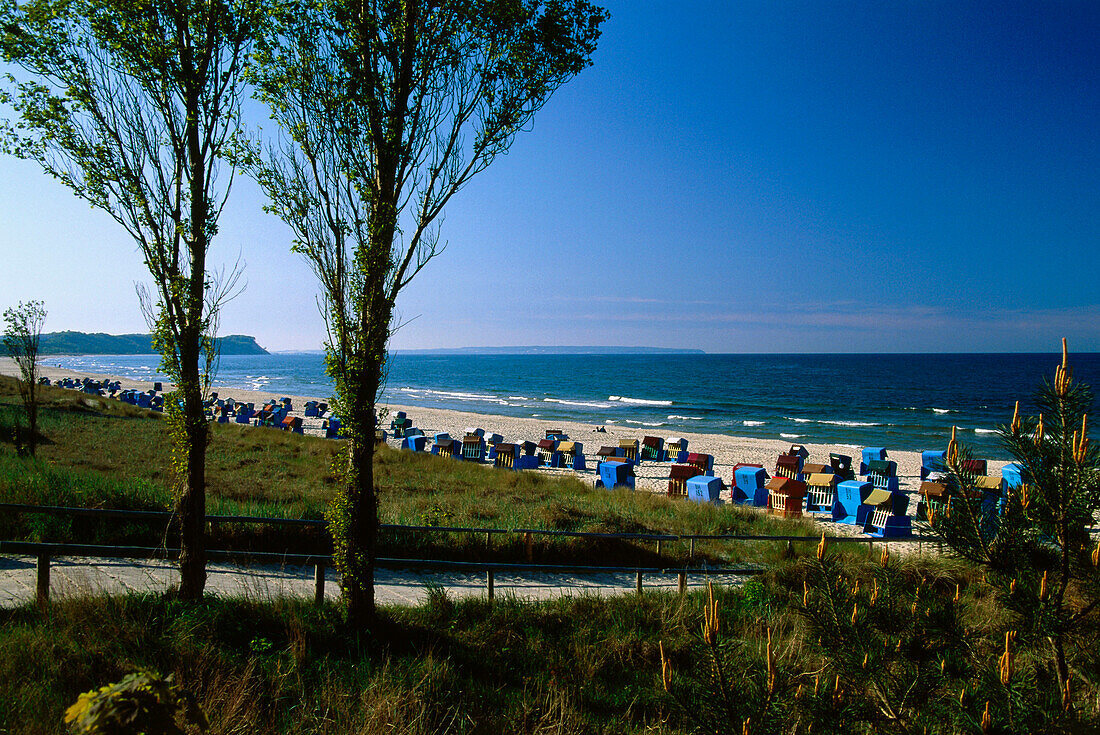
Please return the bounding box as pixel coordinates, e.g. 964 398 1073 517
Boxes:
45 352 1100 460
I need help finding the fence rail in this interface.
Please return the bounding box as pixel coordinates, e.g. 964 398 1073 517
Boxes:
0 502 941 544
1 539 765 609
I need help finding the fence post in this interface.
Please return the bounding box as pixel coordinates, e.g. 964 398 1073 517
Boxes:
656 539 662 557
636 570 643 594
868 539 874 558
486 570 494 602
314 563 325 605
36 553 50 609
678 571 687 595
689 538 695 560
524 532 533 562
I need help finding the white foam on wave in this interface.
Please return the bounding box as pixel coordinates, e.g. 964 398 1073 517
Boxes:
668 415 704 421
973 428 998 434
785 416 882 427
742 420 766 426
421 389 498 401
608 395 673 406
508 396 531 401
624 420 666 427
932 408 953 414
780 433 803 439
816 419 883 427
543 398 613 409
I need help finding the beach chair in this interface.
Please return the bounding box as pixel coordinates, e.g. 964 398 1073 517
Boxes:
462 433 486 462
402 434 427 452
432 436 461 460
281 415 304 434
685 452 714 476
545 428 568 441
665 437 688 462
537 438 561 467
805 473 839 513
962 459 988 476
976 475 1006 532
303 400 319 417
864 488 912 538
494 443 519 469
767 477 807 519
596 446 620 462
641 436 664 461
918 481 948 521
733 465 768 506
323 417 343 439
686 475 723 505
515 454 541 470
921 450 946 480
485 434 504 460
832 480 873 525
375 429 387 445
390 411 411 438
618 439 639 464
775 453 802 481
596 460 635 490
1001 463 1026 491
559 441 586 470
466 427 485 438
668 464 703 497
865 459 900 493
802 462 829 476
859 447 888 476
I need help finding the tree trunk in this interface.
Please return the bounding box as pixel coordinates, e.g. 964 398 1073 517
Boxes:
340 358 382 627
176 342 208 600
175 46 210 601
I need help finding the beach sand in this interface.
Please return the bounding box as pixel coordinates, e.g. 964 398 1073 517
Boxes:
3 358 1008 536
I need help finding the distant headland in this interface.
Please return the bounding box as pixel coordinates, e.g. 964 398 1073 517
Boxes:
36 331 268 356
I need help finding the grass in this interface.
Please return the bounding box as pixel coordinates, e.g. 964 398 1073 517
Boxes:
7 552 1094 734
0 375 822 566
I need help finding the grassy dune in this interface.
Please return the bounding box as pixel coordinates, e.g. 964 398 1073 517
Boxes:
0 375 818 565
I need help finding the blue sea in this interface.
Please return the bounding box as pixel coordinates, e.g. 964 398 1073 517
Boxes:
47 352 1100 460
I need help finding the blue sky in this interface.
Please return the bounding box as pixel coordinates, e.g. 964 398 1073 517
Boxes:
2 1 1098 353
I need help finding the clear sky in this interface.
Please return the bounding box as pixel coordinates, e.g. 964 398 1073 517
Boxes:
2 2 1098 353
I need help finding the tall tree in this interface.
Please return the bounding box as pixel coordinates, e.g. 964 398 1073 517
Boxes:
2 300 46 457
0 0 261 599
243 0 606 623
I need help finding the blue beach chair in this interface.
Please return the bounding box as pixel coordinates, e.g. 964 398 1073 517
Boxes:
732 465 768 506
596 460 634 490
832 480 873 526
686 475 723 505
859 447 888 476
864 487 911 537
921 450 946 480
805 472 839 513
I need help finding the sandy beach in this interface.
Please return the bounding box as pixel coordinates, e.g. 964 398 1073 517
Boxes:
2 357 1009 528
